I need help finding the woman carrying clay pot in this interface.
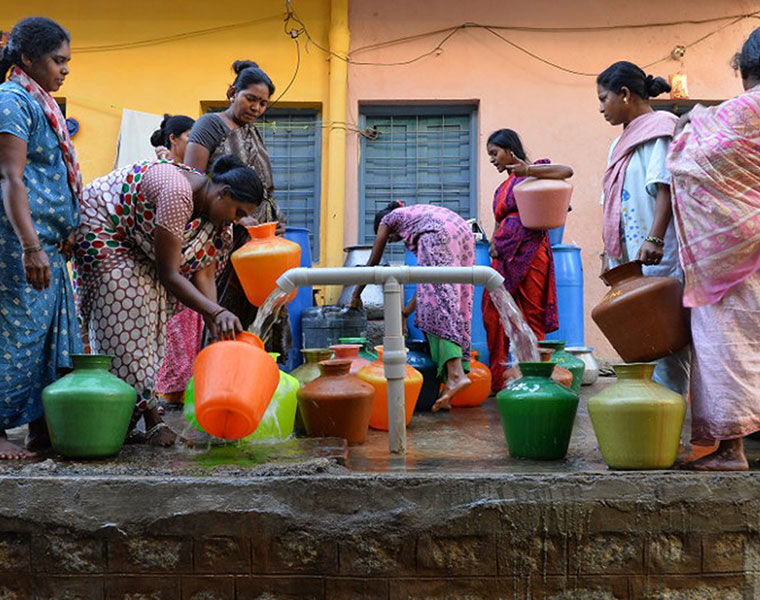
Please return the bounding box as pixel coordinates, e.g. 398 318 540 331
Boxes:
596 61 690 397
667 29 760 470
481 129 573 392
350 202 474 411
74 155 263 446
0 17 82 459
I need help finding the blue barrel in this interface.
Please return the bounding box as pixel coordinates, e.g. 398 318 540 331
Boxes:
548 225 565 246
282 227 314 371
403 241 490 362
545 244 584 347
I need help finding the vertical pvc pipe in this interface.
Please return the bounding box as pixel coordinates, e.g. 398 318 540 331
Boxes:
382 277 407 454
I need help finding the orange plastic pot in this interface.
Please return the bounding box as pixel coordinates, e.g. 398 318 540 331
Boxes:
356 346 423 431
514 178 573 230
451 350 492 407
192 332 279 439
230 223 301 307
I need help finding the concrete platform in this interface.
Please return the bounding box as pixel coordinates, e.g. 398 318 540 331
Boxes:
1 377 759 599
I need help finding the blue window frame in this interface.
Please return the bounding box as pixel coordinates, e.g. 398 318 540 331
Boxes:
259 108 322 259
358 105 478 261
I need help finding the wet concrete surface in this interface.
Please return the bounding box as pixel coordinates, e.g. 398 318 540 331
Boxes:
2 375 758 477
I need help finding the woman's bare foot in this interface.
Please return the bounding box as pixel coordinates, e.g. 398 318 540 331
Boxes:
144 408 177 447
433 377 471 412
680 439 748 471
0 432 36 460
25 416 51 452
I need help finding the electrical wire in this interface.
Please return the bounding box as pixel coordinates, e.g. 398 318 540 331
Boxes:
72 13 285 53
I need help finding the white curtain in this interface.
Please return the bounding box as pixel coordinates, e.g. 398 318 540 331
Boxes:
114 109 163 169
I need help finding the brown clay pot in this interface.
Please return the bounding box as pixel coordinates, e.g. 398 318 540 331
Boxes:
514 177 573 230
297 359 374 445
538 348 574 389
591 261 690 363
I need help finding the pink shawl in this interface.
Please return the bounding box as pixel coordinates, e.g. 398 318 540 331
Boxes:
602 110 678 259
667 88 760 307
9 66 82 201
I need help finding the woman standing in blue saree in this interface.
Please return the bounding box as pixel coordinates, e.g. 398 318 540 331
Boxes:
0 18 82 459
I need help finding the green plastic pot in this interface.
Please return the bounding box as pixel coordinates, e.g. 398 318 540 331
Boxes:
185 354 301 441
496 361 579 460
42 354 136 458
538 340 585 395
588 363 685 469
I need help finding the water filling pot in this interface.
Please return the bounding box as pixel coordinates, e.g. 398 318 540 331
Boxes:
336 245 389 319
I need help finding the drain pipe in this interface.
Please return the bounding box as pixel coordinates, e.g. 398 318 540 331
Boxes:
276 266 505 454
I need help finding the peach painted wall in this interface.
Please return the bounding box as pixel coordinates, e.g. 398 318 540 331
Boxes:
345 0 758 358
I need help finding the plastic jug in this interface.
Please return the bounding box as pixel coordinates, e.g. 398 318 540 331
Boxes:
192 332 280 439
230 223 301 307
356 346 423 431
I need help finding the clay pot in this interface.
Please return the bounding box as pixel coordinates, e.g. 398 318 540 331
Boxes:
588 363 686 469
514 177 573 230
406 340 439 412
297 359 374 444
230 222 301 307
193 332 279 439
42 354 136 458
496 361 579 460
565 347 600 386
591 261 690 363
538 348 574 389
451 350 492 407
537 340 584 395
330 344 371 375
356 346 423 431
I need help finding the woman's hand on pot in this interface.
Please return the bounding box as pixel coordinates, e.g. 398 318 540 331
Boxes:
349 290 363 310
504 157 529 177
23 248 51 290
275 221 286 236
636 241 664 266
205 307 242 341
488 239 499 258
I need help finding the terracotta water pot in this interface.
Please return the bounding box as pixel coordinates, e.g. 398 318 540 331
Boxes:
298 359 374 444
230 222 301 307
42 354 136 458
514 177 573 230
496 361 579 460
537 341 584 395
356 346 423 431
592 261 690 363
193 332 279 439
588 362 686 469
406 340 439 412
451 350 492 407
330 344 370 375
538 347 574 389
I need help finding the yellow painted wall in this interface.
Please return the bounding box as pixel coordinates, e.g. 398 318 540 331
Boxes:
2 0 333 260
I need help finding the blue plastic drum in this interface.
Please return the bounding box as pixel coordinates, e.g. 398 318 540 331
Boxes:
282 227 314 371
403 240 490 363
545 244 584 347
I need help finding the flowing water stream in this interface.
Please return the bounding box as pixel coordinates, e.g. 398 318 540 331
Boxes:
250 288 290 343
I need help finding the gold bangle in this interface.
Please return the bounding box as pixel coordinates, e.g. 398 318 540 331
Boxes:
525 165 531 177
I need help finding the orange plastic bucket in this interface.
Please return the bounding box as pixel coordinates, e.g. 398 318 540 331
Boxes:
230 223 301 307
193 333 279 439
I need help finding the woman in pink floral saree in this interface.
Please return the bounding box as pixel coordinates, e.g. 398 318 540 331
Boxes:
668 28 760 470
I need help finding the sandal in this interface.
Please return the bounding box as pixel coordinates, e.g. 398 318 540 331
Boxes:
125 427 147 445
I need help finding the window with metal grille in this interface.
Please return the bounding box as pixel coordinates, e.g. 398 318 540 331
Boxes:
358 105 477 262
203 105 322 259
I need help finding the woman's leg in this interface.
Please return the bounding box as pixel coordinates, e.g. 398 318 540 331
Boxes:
0 431 35 459
427 334 471 411
681 438 748 471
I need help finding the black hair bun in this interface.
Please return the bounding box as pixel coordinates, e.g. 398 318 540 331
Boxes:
387 200 403 211
645 74 671 98
232 60 260 74
149 114 171 147
210 153 246 175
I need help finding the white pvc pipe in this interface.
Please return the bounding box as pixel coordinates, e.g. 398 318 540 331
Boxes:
275 266 505 455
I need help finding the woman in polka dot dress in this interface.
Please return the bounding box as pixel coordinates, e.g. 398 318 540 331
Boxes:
74 155 264 445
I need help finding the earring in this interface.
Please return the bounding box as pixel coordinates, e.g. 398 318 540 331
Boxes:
624 98 629 104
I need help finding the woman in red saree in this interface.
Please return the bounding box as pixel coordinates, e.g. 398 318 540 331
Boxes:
481 129 573 392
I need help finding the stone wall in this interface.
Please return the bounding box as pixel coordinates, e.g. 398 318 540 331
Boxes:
0 473 759 599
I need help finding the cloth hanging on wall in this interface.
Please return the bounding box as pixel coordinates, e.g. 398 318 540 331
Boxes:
114 108 163 169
